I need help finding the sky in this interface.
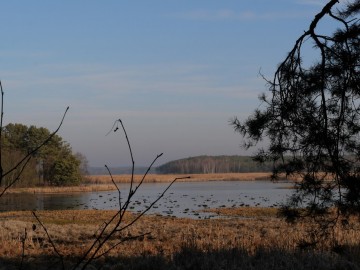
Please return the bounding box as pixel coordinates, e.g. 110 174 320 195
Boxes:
0 0 342 167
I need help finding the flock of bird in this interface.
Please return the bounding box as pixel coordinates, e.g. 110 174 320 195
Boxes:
0 181 292 219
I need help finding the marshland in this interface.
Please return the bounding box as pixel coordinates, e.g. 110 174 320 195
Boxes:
0 173 291 218
2 173 274 194
2 0 360 269
0 173 360 269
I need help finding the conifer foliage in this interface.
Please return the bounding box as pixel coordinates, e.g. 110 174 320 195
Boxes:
232 0 360 244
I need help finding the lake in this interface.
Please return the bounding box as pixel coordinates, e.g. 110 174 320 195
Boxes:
0 180 294 219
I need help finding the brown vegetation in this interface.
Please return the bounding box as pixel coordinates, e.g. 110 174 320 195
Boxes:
0 209 359 269
85 172 273 184
203 206 279 218
2 173 274 194
2 184 118 194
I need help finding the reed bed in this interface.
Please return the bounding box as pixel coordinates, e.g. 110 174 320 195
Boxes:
203 206 279 218
3 173 274 194
0 209 359 269
86 172 273 185
3 172 332 195
3 184 118 194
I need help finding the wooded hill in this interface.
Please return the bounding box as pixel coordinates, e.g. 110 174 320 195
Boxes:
156 155 273 174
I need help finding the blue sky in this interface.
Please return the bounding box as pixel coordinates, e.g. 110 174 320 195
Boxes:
0 0 340 167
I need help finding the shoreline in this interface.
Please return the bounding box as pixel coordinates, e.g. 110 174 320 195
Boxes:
87 172 273 184
3 172 274 194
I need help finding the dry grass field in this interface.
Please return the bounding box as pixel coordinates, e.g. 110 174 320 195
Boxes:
0 208 359 270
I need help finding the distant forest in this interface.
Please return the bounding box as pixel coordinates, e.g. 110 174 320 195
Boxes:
88 166 156 175
156 156 273 174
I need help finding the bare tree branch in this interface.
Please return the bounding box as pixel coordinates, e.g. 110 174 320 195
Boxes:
72 119 189 270
0 85 69 193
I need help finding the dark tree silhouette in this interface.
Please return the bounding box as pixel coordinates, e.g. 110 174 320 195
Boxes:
231 0 360 246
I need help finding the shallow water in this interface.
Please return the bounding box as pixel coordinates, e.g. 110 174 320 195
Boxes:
0 180 293 219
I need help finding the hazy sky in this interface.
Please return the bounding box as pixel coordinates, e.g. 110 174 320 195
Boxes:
1 0 340 167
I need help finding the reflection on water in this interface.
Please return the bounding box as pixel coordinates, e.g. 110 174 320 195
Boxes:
0 181 294 219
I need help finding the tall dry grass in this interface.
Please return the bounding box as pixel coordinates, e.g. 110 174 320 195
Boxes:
85 172 273 185
3 173 274 194
0 209 359 269
4 184 118 194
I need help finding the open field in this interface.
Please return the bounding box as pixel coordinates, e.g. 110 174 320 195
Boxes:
0 209 359 269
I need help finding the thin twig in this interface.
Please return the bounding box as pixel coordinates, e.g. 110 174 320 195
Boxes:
0 156 32 197
93 232 151 259
118 119 135 196
0 106 69 197
19 228 27 270
32 211 65 270
0 82 69 194
105 165 122 210
3 107 69 180
119 176 190 232
0 81 4 185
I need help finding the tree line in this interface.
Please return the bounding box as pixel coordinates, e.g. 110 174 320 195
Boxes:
156 155 273 174
1 123 87 187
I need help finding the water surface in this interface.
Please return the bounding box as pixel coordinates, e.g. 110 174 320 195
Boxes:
0 181 293 219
